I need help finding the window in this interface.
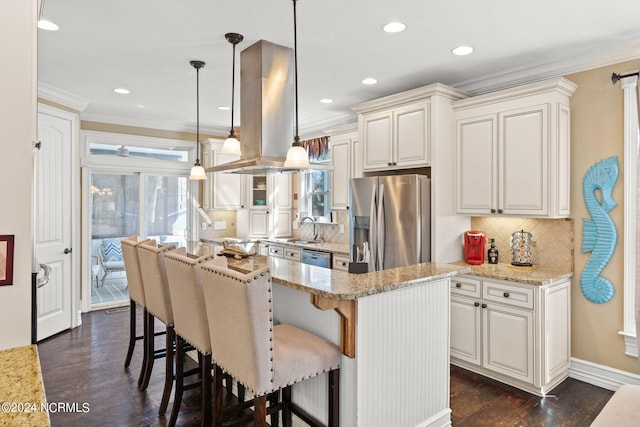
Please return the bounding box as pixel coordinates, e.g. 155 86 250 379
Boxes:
301 169 331 222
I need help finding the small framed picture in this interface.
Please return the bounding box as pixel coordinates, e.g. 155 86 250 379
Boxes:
0 235 15 286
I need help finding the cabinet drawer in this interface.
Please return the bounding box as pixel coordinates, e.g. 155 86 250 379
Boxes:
283 247 301 261
483 280 534 310
451 276 481 298
333 255 350 271
268 245 284 258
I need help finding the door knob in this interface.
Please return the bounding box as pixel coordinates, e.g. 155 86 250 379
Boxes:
64 248 72 254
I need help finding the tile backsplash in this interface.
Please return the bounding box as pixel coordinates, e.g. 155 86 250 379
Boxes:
471 217 574 272
293 211 349 244
199 210 237 239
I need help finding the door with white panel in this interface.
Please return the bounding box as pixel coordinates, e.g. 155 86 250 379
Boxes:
36 105 77 341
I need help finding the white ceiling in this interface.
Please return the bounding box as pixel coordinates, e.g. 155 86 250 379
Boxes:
38 0 640 138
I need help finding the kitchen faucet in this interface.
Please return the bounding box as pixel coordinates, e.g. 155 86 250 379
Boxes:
301 216 320 241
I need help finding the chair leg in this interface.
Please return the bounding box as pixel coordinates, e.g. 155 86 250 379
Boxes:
159 326 175 415
124 300 136 368
137 308 149 387
140 311 155 391
202 353 212 427
282 386 293 427
253 394 267 427
213 365 224 427
328 369 340 427
269 391 280 427
169 336 185 427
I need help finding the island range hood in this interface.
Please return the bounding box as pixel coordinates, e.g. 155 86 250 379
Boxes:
207 40 330 175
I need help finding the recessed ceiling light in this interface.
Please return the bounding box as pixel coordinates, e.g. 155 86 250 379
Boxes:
383 22 406 33
136 104 145 109
452 45 474 56
113 88 130 94
218 106 231 110
37 20 59 31
362 78 378 85
320 98 334 104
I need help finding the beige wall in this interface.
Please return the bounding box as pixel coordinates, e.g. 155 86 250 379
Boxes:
0 0 36 349
566 59 640 373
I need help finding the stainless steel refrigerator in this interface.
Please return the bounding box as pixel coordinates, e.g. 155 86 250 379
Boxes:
349 174 430 272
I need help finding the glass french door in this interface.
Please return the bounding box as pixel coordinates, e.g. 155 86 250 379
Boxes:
90 172 188 307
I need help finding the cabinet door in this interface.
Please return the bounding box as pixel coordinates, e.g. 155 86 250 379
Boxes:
212 151 244 210
394 103 429 168
249 176 268 210
456 115 497 214
272 209 292 238
362 111 393 170
499 104 548 215
451 296 482 366
249 210 269 237
483 303 534 384
330 138 352 209
270 173 292 210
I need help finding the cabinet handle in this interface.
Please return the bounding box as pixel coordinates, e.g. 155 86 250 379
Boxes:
490 209 496 214
474 302 480 307
497 209 503 214
455 282 462 288
241 205 244 208
503 292 510 298
388 162 393 166
393 162 397 166
481 303 487 309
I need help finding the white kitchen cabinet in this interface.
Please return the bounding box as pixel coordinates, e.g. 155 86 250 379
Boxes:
201 139 247 210
332 254 350 271
329 126 360 210
454 77 576 218
450 274 570 396
247 173 292 238
358 102 429 171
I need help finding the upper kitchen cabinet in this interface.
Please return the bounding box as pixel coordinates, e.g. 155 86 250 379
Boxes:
247 173 292 238
454 77 577 218
202 139 247 210
329 124 361 210
352 83 467 172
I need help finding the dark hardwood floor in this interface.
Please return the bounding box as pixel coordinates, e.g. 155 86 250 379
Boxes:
38 308 614 426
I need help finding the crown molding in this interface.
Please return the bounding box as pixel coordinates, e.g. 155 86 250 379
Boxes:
38 82 92 112
80 112 228 136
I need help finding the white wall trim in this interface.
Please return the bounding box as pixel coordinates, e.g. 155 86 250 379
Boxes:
619 74 640 357
569 357 640 391
38 82 92 112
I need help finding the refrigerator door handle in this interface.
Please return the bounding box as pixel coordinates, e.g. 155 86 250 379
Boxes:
369 183 377 271
377 183 385 271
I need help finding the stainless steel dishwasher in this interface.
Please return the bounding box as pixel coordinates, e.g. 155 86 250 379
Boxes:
301 249 331 268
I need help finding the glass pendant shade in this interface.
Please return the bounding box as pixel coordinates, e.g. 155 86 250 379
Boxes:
222 134 241 156
189 164 206 180
284 145 309 168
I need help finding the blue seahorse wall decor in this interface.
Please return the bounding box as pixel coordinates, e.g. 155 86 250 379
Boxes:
581 156 619 304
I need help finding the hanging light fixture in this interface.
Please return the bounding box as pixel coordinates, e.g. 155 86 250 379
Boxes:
189 60 207 180
283 0 310 168
221 33 244 156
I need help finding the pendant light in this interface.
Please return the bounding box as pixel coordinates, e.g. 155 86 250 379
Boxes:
283 0 310 168
221 33 244 156
189 60 207 180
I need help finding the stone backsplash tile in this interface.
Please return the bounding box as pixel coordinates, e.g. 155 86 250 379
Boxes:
293 211 349 244
199 210 237 239
471 217 574 272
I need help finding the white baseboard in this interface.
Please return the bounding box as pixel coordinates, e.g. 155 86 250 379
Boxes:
569 357 640 391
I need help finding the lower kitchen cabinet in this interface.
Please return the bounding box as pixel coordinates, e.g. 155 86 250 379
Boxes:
450 274 570 396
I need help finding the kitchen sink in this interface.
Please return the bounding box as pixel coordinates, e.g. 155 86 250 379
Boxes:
286 239 320 244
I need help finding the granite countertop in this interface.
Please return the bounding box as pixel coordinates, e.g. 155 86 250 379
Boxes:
0 345 50 426
198 237 350 256
223 254 470 300
453 261 573 285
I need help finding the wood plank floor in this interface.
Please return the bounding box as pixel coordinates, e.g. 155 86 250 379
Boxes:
38 308 614 426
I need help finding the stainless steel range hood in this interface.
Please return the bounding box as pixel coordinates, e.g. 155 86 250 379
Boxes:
207 40 330 175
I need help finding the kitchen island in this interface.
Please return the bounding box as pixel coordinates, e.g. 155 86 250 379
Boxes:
197 243 469 427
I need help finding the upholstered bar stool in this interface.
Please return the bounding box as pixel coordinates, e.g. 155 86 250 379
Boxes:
137 241 177 415
164 248 226 427
120 235 155 385
201 265 342 427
